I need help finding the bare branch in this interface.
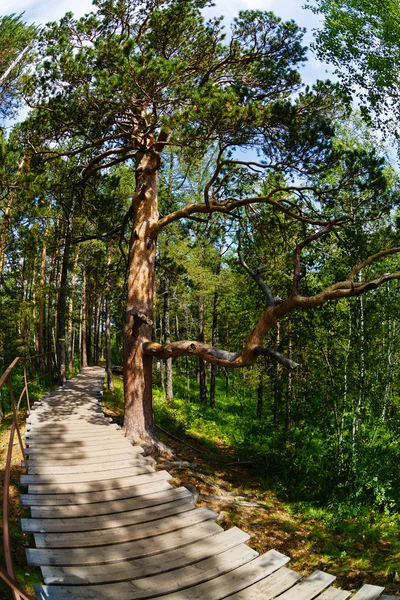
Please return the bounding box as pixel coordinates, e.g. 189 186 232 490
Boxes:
237 233 276 307
349 247 400 279
292 217 346 295
154 187 333 233
143 341 297 370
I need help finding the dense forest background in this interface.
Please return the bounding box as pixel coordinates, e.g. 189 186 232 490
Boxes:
2 0 400 519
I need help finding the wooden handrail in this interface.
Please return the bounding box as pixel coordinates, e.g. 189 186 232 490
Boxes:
0 352 54 600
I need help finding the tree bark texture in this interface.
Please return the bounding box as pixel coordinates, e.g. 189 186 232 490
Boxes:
210 265 220 408
68 251 79 372
163 278 173 403
123 148 160 444
198 295 207 403
105 245 113 390
81 265 88 368
56 213 73 386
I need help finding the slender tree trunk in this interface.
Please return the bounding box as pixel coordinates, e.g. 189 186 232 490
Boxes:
0 195 14 279
257 365 263 419
123 148 161 445
56 211 73 386
87 278 93 365
68 251 79 372
81 265 88 368
285 328 293 434
186 357 191 402
105 245 113 390
352 272 365 457
163 278 173 402
198 295 207 403
210 275 219 408
47 222 61 361
38 220 49 372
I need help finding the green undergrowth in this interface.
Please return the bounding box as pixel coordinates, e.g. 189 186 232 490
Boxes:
102 373 400 587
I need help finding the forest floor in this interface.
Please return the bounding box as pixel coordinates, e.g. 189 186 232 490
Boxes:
103 375 400 596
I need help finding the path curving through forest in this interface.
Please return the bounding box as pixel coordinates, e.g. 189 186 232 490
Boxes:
21 367 392 599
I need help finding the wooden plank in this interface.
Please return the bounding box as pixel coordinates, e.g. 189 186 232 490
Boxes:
26 457 155 475
26 422 119 430
25 438 129 450
32 507 216 547
26 521 222 566
30 486 191 518
350 585 385 599
21 474 172 506
26 451 147 469
34 545 258 599
21 463 155 485
25 446 143 460
25 433 123 446
315 589 351 599
275 570 336 600
27 470 172 494
41 527 250 585
26 434 124 443
24 498 199 536
154 550 290 599
225 566 302 599
24 442 132 456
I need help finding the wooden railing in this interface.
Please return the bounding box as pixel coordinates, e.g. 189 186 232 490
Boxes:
0 352 54 600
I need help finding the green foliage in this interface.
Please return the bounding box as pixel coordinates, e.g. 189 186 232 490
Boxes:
308 0 400 130
0 14 36 119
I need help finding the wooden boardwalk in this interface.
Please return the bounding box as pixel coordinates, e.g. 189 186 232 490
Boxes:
21 367 395 599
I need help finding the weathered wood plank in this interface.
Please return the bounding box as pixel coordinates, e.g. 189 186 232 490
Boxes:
225 566 302 599
21 474 172 506
314 587 352 599
41 527 250 585
24 499 200 536
275 570 336 600
24 439 132 451
154 550 290 599
25 446 143 460
350 585 385 599
30 486 191 518
26 457 155 475
24 442 131 456
27 470 172 494
32 507 216 547
34 545 258 599
26 449 144 466
21 464 155 485
26 521 222 566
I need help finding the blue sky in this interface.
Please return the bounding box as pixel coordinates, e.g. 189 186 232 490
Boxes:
4 0 333 88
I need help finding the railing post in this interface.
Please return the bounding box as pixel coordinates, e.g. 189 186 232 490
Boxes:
8 378 27 470
23 365 30 414
3 374 19 600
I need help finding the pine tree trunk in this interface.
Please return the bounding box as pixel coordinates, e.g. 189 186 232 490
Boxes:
209 284 219 408
123 148 161 445
163 278 173 403
0 196 14 279
105 245 113 390
56 214 73 386
159 314 165 396
38 220 49 372
81 265 88 368
68 251 79 372
198 295 207 403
